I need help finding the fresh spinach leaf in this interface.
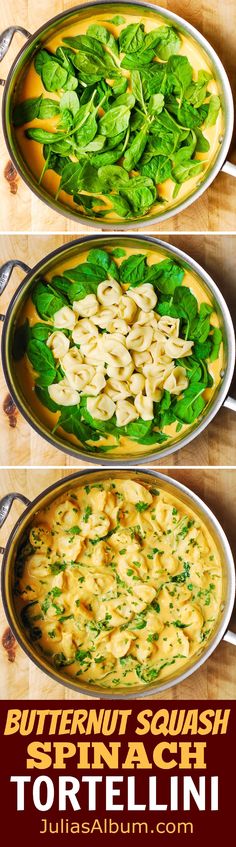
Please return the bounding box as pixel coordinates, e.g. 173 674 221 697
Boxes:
209 328 222 361
86 248 119 280
31 280 67 319
205 95 221 127
41 61 68 92
145 259 184 293
123 125 149 172
173 286 198 323
26 339 56 380
98 164 129 190
119 176 157 215
60 90 80 116
120 254 147 284
119 23 145 54
12 95 43 127
173 382 206 424
108 16 125 25
35 385 61 412
30 323 52 341
99 105 131 137
87 24 118 57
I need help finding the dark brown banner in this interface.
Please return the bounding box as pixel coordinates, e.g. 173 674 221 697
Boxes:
0 700 234 845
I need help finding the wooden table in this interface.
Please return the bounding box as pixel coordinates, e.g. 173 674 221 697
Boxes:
1 467 235 700
0 0 236 233
1 233 235 467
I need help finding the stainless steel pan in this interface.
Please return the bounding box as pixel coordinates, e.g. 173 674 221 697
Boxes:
0 1 235 228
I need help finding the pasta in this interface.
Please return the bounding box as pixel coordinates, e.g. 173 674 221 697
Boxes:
53 306 76 330
15 477 223 690
115 400 138 427
72 318 98 346
47 331 70 359
127 284 158 312
103 336 132 366
126 324 153 352
119 295 137 323
163 366 189 395
165 337 194 358
97 279 122 306
157 316 180 337
87 395 115 421
66 364 95 392
91 307 116 329
60 347 83 372
134 393 154 420
105 379 130 402
144 362 174 401
73 294 98 318
48 379 80 406
129 373 145 395
83 369 106 397
106 361 134 381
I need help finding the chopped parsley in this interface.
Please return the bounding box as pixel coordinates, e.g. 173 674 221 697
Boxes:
49 561 67 575
83 506 92 523
66 525 81 536
135 502 149 513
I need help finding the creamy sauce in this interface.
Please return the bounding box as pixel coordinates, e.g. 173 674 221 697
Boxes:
15 477 223 690
13 10 223 222
13 244 224 459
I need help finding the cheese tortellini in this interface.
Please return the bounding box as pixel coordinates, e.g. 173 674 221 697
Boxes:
97 278 122 306
60 346 83 371
42 268 193 430
72 318 98 347
16 477 223 691
48 379 80 406
134 393 153 420
165 337 194 358
53 306 76 330
126 323 153 352
115 400 138 427
87 395 115 421
163 366 189 395
127 283 157 312
47 332 70 359
73 294 98 318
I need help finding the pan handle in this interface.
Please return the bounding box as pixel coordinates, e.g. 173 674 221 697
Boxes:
0 493 30 555
221 161 236 179
223 630 236 646
223 396 236 413
0 259 30 297
0 26 31 62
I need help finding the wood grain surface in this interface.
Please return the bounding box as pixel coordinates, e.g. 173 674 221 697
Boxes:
0 233 235 467
0 467 235 700
0 0 236 233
